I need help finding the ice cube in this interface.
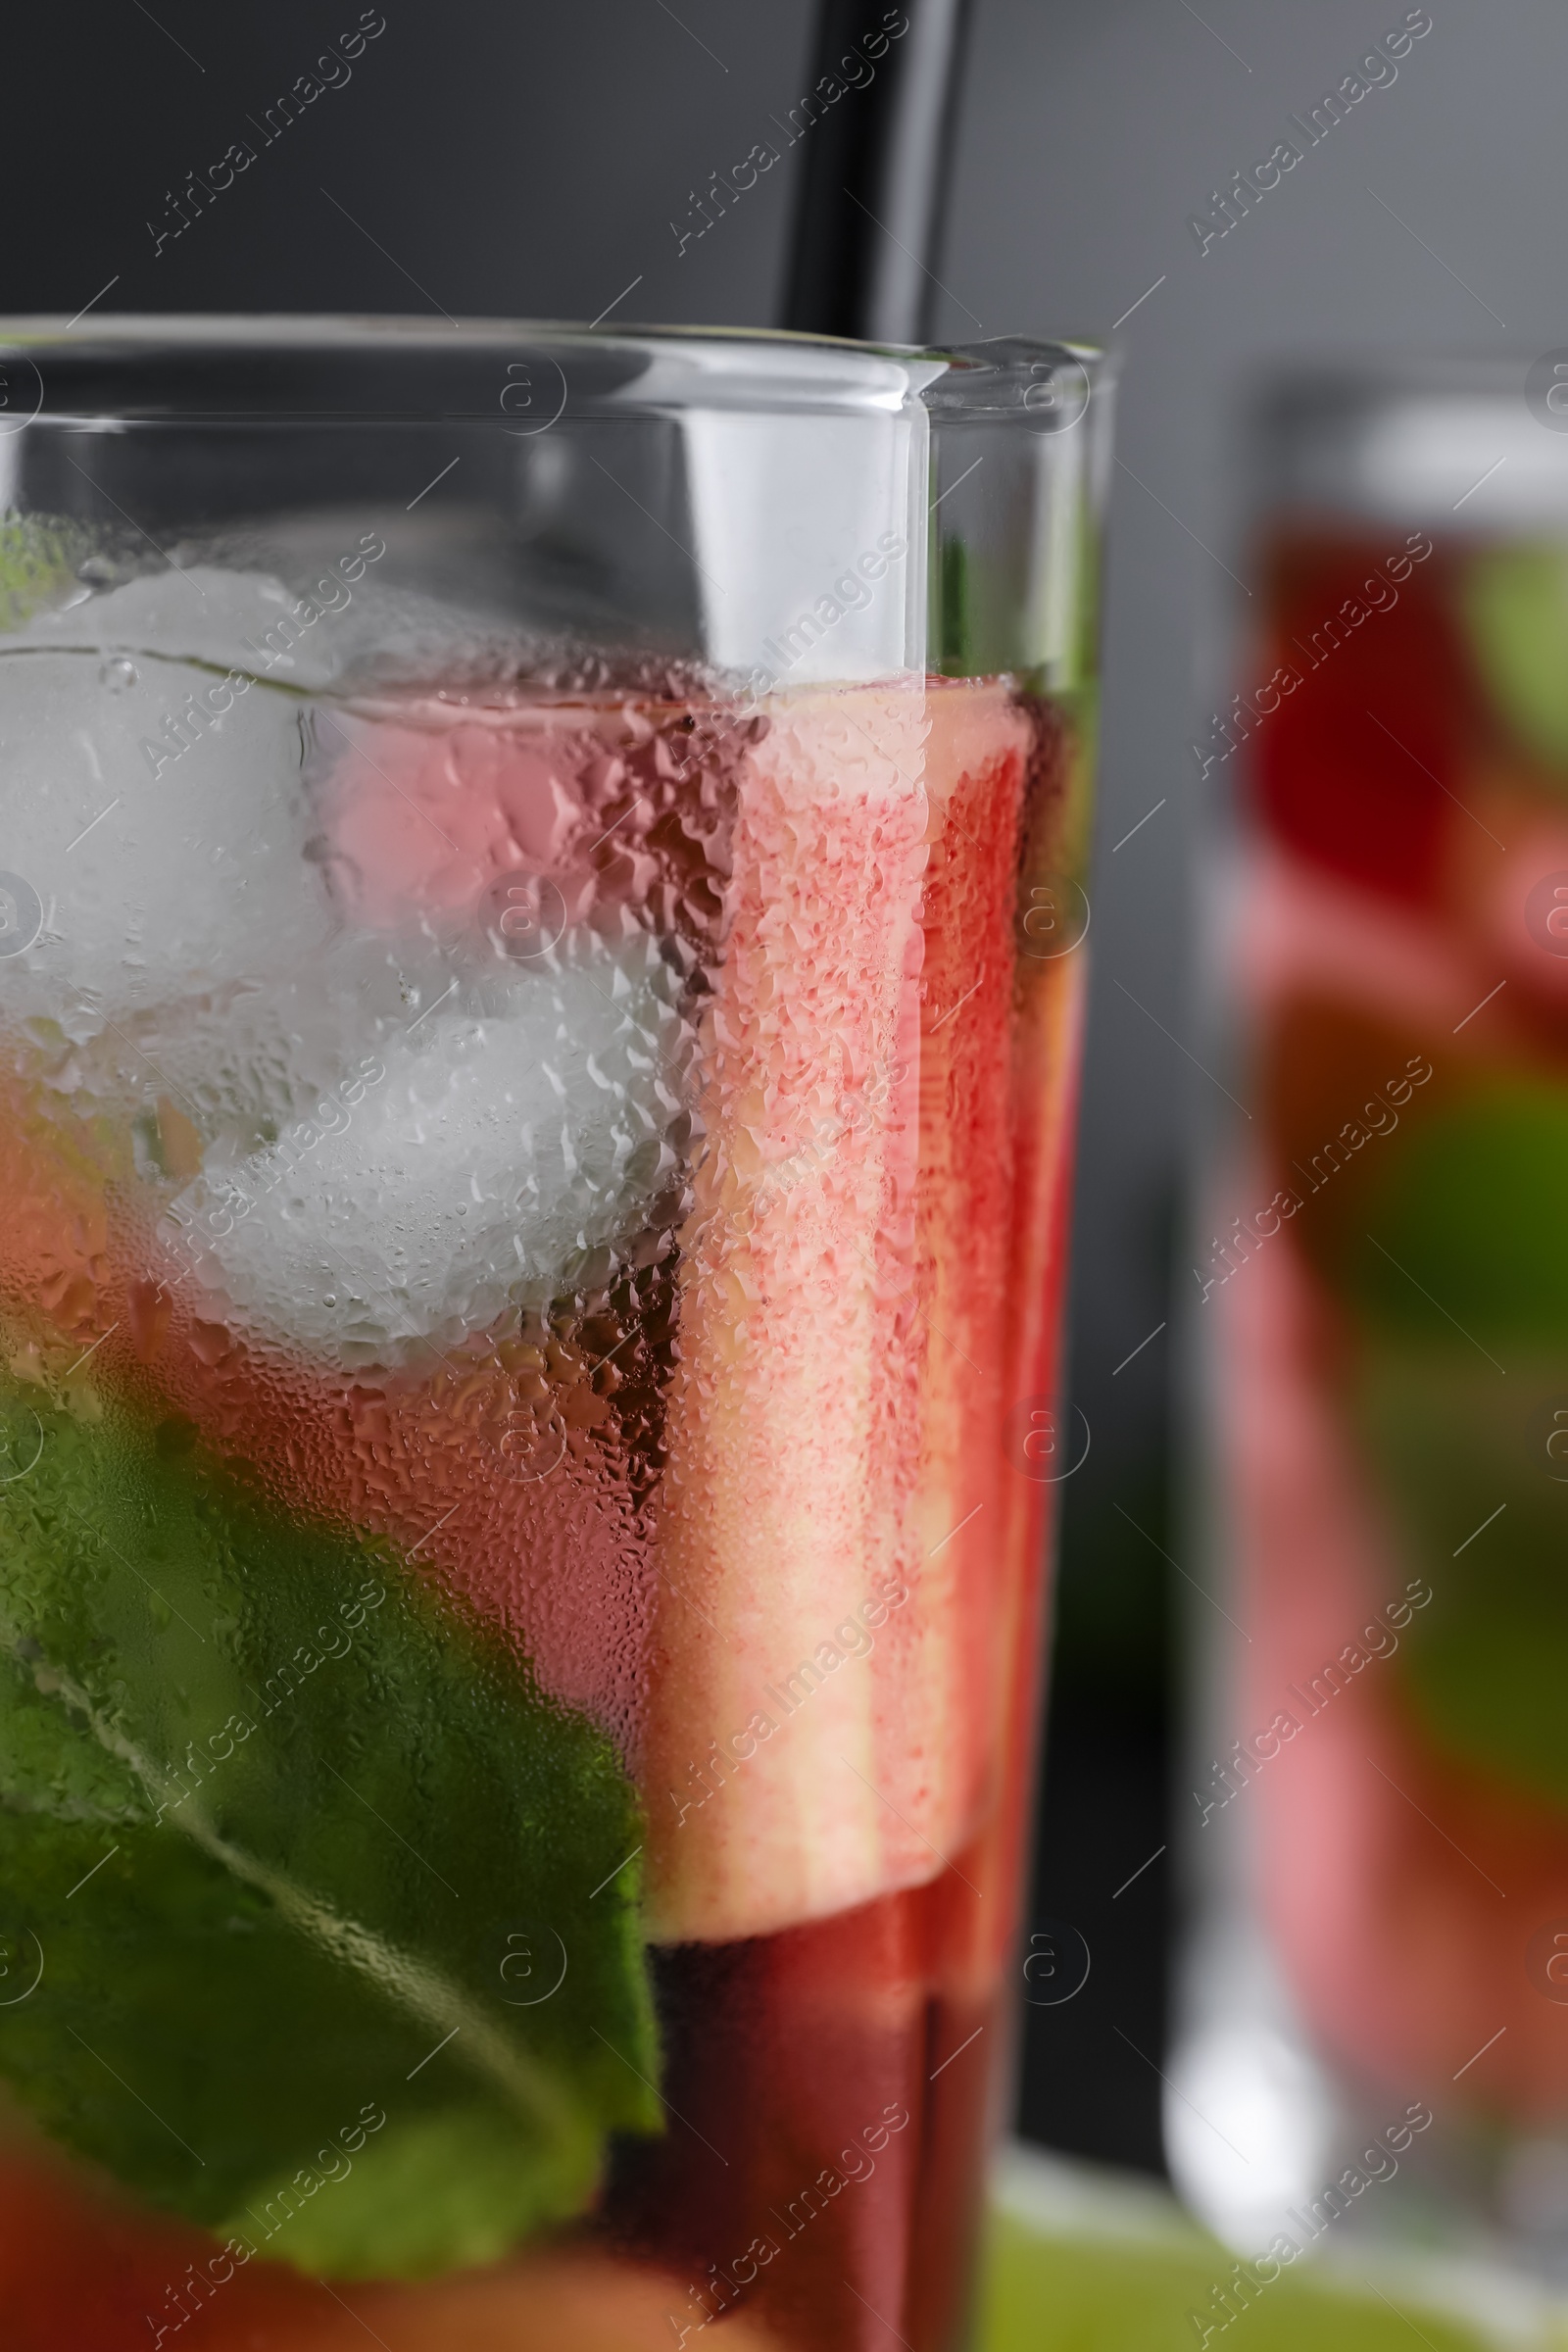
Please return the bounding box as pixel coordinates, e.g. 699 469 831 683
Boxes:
89 930 421 1161
23 564 356 690
0 647 328 1020
163 932 690 1370
23 557 529 700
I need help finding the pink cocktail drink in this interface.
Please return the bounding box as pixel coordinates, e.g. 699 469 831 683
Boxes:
0 654 1091 2350
1199 427 1568 2256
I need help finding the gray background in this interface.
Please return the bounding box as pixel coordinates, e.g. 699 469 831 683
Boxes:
7 0 1554 2172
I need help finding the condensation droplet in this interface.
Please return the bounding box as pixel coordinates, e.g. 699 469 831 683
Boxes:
99 657 138 693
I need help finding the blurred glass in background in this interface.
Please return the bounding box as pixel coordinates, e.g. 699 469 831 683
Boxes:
1172 361 1568 2276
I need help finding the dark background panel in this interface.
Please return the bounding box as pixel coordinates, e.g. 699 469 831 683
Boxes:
5 4 809 327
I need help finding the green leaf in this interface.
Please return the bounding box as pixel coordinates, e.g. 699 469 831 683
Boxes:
1461 542 1568 774
1345 1081 1568 1346
0 512 89 633
1351 1343 1568 1808
0 1371 660 2278
1335 1086 1568 1802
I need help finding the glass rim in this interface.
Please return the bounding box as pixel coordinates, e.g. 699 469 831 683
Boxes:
1251 348 1536 400
1249 349 1568 528
0 314 1107 426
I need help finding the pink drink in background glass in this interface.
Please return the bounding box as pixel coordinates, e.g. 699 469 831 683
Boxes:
1183 364 1568 2269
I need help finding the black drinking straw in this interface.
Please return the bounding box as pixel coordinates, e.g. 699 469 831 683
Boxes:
782 0 974 344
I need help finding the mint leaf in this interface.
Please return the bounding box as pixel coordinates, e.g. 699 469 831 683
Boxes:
248 2105 601 2278
1461 543 1568 774
1344 1081 1568 1344
0 1372 659 2278
0 512 89 633
1330 1090 1568 1801
1352 1344 1568 1806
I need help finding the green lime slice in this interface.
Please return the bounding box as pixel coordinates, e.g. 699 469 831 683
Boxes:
983 2158 1510 2351
1461 543 1568 776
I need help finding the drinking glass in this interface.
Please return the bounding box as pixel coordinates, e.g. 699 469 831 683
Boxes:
0 317 1108 2352
1172 358 1568 2287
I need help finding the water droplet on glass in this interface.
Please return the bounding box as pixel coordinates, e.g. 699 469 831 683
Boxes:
99 657 138 693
